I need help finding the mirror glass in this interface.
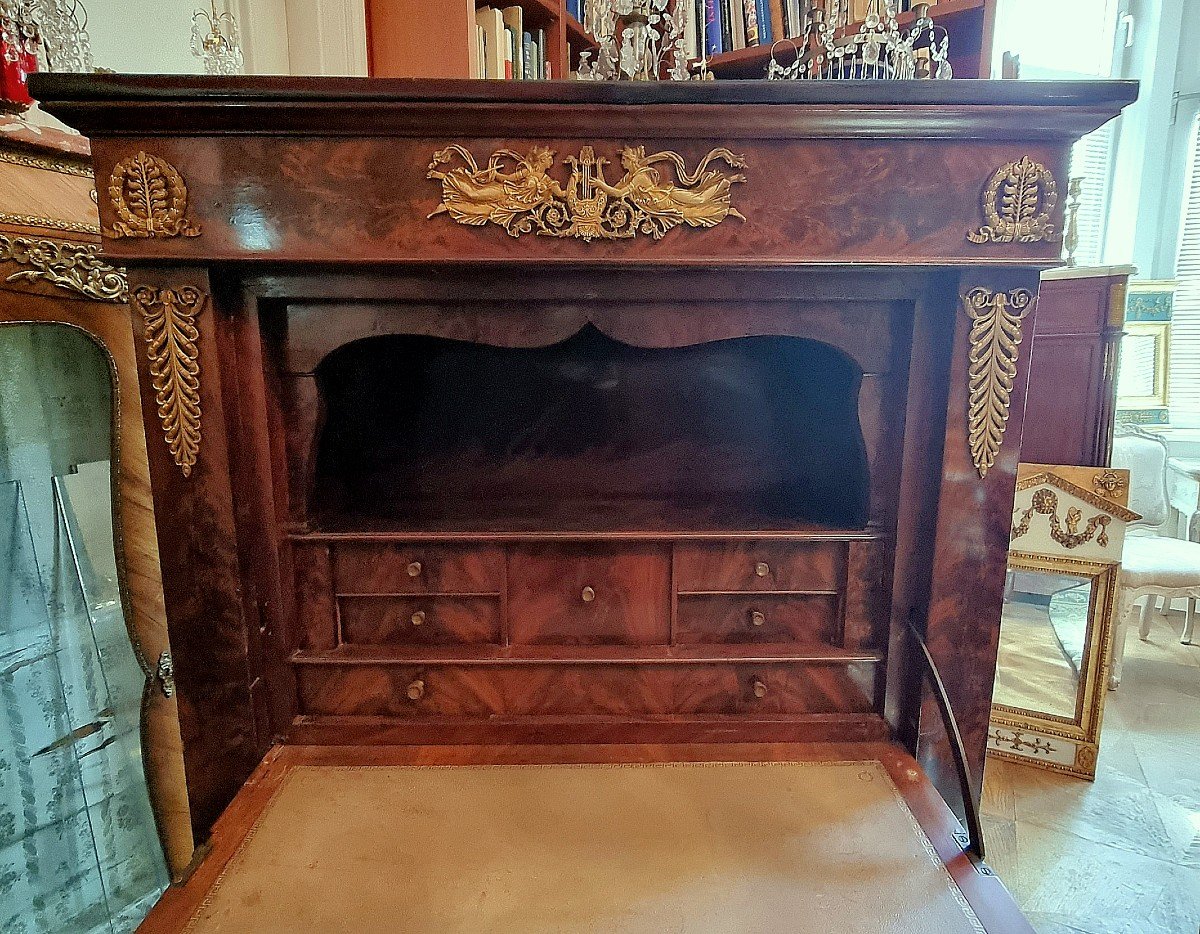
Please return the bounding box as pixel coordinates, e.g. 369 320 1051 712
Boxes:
993 568 1095 721
0 324 168 933
1117 332 1160 398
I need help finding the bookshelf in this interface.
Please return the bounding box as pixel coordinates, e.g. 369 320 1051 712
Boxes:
366 0 599 79
365 0 994 80
702 0 997 79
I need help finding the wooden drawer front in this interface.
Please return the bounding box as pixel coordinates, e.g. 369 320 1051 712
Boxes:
333 543 504 595
675 541 845 593
675 593 840 645
339 595 501 645
296 662 877 718
507 544 671 645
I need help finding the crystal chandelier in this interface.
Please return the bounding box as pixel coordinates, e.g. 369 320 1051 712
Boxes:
32 0 92 73
767 0 950 81
191 0 243 76
576 0 691 82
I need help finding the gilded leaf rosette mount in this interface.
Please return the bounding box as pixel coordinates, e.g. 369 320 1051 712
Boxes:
426 144 747 242
963 286 1035 479
968 155 1061 245
133 285 205 477
106 151 202 240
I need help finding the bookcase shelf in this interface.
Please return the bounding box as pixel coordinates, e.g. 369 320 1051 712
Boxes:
700 0 995 79
366 0 995 80
368 0 581 78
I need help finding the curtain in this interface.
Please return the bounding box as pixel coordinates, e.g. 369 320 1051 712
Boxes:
0 324 168 934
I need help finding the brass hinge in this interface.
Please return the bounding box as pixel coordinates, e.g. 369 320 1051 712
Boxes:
155 651 176 698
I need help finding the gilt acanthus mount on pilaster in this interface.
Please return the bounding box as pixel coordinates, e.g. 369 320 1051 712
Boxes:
963 286 1035 479
133 285 205 477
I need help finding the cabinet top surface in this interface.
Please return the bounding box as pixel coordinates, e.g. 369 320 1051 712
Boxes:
31 75 1137 140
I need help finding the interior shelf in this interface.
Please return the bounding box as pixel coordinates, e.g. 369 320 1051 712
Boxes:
291 644 885 665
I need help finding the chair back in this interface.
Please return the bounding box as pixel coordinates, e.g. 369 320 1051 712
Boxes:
1111 424 1169 529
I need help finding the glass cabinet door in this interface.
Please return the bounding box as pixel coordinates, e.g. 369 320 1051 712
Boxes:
0 323 168 934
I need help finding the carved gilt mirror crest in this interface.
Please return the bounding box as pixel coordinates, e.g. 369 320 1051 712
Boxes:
989 463 1139 780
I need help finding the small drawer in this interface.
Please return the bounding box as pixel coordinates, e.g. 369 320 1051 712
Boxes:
675 593 840 645
333 543 504 595
508 544 671 645
339 595 501 645
295 661 877 718
675 541 845 593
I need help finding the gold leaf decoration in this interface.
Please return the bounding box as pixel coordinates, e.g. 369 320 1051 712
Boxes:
106 151 201 239
963 286 1035 479
427 144 746 241
967 156 1060 245
133 285 204 476
0 235 127 301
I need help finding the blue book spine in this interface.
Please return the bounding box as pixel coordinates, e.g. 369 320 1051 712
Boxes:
704 0 723 55
756 0 771 44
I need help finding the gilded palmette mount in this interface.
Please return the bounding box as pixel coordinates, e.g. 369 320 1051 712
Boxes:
427 144 747 242
133 285 205 477
106 151 202 240
968 155 1061 245
963 286 1035 479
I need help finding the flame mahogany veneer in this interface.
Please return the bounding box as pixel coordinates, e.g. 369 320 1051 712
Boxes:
31 76 1136 847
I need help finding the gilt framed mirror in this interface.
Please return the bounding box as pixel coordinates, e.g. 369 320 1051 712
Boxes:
988 464 1139 780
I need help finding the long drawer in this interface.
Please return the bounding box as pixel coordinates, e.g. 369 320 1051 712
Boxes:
295 661 878 718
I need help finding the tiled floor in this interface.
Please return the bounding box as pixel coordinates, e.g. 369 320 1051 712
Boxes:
982 603 1200 934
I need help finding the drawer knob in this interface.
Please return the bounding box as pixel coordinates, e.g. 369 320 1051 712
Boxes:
581 586 596 603
410 610 426 627
406 679 425 701
754 561 770 578
407 560 423 577
750 610 766 627
752 678 768 699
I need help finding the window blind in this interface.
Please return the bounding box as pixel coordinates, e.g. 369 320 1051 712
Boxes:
1069 122 1115 266
1171 115 1200 427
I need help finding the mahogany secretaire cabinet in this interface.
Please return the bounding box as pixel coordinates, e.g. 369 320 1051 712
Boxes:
33 76 1136 844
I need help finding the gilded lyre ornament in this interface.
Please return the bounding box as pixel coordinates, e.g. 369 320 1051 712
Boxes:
427 144 746 242
106 151 202 239
967 155 1061 245
963 286 1035 479
0 235 127 301
133 285 204 477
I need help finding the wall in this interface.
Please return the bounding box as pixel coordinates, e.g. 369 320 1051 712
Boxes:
84 0 207 73
42 0 366 77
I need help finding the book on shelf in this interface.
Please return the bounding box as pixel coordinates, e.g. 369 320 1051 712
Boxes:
501 5 523 78
729 0 745 51
475 6 506 78
473 6 550 79
743 0 759 46
704 0 723 55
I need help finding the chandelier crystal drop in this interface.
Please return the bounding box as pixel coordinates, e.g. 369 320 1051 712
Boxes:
767 0 951 81
31 0 92 73
576 0 692 82
191 0 243 76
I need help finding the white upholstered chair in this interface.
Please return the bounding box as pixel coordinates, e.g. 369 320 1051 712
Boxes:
1109 424 1200 687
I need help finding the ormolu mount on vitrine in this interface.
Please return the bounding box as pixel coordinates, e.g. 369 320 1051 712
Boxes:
33 76 1137 843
